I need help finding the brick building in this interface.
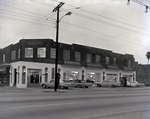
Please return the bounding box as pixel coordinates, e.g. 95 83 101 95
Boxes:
0 39 136 88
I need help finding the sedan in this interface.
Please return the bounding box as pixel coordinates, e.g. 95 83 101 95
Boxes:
71 79 93 88
40 80 73 89
96 80 120 87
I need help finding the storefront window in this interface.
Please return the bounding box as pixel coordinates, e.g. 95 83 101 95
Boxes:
45 67 48 82
63 71 79 80
22 66 26 84
37 47 46 58
52 68 55 80
107 74 117 82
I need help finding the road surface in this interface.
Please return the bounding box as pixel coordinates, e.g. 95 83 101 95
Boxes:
0 86 150 119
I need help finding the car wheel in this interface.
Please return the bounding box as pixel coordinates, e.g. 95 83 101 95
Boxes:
65 87 68 89
85 86 88 88
42 84 47 89
97 84 101 87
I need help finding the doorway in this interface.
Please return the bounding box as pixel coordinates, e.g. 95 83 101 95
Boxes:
28 69 42 87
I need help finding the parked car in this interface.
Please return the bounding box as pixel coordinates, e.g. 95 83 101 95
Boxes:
132 81 145 87
96 80 120 87
126 81 136 87
70 79 93 88
40 80 73 89
145 82 150 86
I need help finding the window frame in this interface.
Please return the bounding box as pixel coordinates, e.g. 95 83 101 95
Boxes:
63 50 70 60
25 47 33 58
37 47 46 58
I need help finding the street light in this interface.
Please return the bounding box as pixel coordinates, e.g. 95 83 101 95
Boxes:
52 3 72 91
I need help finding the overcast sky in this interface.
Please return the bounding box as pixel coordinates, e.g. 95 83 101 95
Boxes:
0 0 150 64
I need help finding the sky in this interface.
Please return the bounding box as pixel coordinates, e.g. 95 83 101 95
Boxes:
0 0 150 64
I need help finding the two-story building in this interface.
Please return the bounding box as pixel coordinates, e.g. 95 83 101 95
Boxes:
0 39 136 88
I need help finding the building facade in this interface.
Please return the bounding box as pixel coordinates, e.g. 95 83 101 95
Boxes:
0 39 136 88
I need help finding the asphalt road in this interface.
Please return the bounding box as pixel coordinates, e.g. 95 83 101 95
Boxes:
0 86 150 119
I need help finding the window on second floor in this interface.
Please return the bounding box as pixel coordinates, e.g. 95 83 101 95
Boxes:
3 54 5 62
18 49 20 59
122 59 126 66
37 47 46 58
25 48 33 58
113 57 117 65
96 55 100 63
50 48 56 59
106 56 110 65
11 50 16 60
128 60 132 67
87 54 91 63
63 50 70 60
75 52 81 61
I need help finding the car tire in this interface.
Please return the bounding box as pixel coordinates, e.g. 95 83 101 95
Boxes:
85 86 88 88
42 84 47 89
97 84 101 87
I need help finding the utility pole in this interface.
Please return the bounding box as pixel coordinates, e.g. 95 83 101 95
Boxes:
52 2 64 91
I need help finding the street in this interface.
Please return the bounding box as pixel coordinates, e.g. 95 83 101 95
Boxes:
0 86 150 119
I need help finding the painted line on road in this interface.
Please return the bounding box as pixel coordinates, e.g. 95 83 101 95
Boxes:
10 102 87 109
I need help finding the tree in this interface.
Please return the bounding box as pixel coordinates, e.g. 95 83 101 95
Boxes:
146 52 150 64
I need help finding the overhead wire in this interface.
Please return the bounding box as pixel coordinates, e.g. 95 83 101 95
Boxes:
54 0 150 32
34 0 150 37
29 0 150 49
1 0 149 49
2 11 56 45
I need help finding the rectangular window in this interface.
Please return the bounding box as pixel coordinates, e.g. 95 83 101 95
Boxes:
87 54 91 63
75 52 81 61
63 50 70 60
96 55 100 63
18 49 20 59
25 48 33 58
52 68 55 80
11 50 16 60
106 56 110 65
3 54 5 62
37 47 46 58
128 60 132 67
113 57 117 65
50 48 56 59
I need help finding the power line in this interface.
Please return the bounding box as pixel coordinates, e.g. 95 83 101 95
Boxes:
59 27 149 50
60 20 150 49
33 0 150 37
54 0 150 32
2 12 56 45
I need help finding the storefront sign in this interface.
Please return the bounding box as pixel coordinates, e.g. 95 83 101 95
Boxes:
63 61 81 66
87 63 102 68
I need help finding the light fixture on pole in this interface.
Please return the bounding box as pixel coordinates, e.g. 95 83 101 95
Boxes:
127 0 130 5
145 6 148 13
52 3 72 91
127 0 149 13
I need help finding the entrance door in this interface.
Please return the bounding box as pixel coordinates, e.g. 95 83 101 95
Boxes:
28 69 42 87
14 69 17 86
